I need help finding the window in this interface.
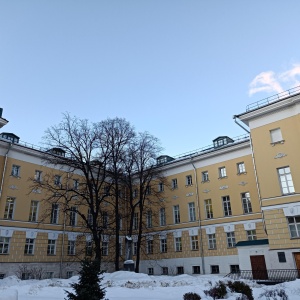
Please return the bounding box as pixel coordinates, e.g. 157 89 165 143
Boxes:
119 241 123 255
118 214 122 230
145 186 151 195
175 237 182 252
193 266 201 274
133 212 138 230
222 196 232 216
102 211 108 229
161 267 168 275
4 197 15 219
230 265 240 273
159 208 166 226
171 178 178 189
146 210 152 228
237 162 246 174
173 205 180 224
73 179 79 190
29 201 39 222
278 167 295 194
188 202 196 222
69 207 77 226
177 266 184 275
158 182 164 192
34 170 42 182
45 272 54 279
102 241 108 256
66 271 74 279
208 234 216 249
24 238 35 255
133 189 138 198
0 237 10 254
50 204 59 224
47 240 56 255
148 268 154 275
204 199 213 219
11 165 20 177
186 175 192 186
278 252 286 263
22 272 32 280
247 230 257 241
241 192 252 214
211 265 219 274
86 241 92 256
190 236 199 250
54 175 61 186
270 128 283 143
219 167 227 178
87 209 93 226
202 171 209 182
133 242 137 255
226 232 236 248
146 240 153 254
287 216 300 238
160 239 167 253
68 241 76 255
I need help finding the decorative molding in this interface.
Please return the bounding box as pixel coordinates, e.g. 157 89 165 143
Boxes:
219 185 228 190
274 152 287 159
9 185 18 190
238 181 248 186
186 192 194 197
203 189 210 193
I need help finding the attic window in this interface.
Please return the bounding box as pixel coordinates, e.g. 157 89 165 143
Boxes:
0 133 20 144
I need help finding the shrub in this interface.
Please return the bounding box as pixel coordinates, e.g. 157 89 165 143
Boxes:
183 292 201 300
204 281 227 299
259 288 288 300
227 280 253 300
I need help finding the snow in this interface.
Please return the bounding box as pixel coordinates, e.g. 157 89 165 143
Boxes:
0 271 300 300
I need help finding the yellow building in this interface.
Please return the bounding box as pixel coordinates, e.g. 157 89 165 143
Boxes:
1 87 300 279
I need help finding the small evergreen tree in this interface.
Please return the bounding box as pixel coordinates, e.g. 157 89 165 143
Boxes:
65 259 107 300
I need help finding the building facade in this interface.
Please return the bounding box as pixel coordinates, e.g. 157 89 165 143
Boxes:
1 87 300 278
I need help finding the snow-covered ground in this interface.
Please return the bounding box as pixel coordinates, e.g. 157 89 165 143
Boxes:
1 271 300 300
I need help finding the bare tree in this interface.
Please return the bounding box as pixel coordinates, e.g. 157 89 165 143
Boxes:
31 114 113 263
122 132 166 272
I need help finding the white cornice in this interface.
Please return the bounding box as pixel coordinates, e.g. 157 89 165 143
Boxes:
237 93 300 126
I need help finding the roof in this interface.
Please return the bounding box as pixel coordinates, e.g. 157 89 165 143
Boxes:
235 239 269 247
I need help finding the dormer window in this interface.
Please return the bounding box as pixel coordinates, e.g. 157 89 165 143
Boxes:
48 148 66 157
0 133 20 144
213 136 234 149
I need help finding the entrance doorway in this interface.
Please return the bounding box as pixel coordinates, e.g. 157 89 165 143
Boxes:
250 255 268 280
293 252 300 277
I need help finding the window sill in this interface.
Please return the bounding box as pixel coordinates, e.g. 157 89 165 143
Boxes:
271 140 285 146
171 187 178 190
218 176 228 180
208 248 216 250
201 180 210 183
185 184 193 187
0 253 9 255
47 254 56 256
237 172 247 175
24 254 34 256
10 175 20 179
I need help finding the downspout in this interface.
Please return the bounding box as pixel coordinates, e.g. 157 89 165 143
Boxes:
0 142 12 199
233 115 266 233
190 157 205 274
59 171 69 278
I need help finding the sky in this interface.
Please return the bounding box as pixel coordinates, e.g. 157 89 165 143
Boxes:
1 1 300 157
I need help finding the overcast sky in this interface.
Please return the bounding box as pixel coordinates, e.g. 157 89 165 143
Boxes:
1 1 300 157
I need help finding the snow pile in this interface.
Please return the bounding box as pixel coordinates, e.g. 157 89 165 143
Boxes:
0 271 300 299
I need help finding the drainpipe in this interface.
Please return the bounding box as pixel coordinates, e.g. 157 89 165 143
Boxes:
59 171 70 278
0 142 12 199
190 157 205 274
233 115 266 233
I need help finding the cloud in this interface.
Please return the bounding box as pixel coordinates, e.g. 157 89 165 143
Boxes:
249 64 300 97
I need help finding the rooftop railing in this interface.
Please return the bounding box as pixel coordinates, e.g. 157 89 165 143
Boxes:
174 133 249 159
246 85 300 112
